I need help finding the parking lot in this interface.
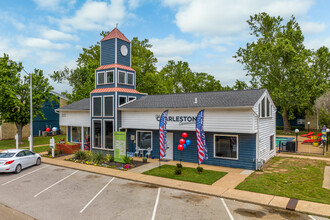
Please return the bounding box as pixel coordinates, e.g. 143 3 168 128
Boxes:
0 164 327 220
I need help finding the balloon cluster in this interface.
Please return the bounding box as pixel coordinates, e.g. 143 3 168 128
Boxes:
177 132 191 151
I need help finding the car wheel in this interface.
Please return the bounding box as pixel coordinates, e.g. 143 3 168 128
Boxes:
15 164 22 174
36 158 41 166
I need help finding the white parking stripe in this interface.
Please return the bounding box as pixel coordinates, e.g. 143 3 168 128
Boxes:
151 188 161 220
34 170 79 198
309 215 317 220
80 177 115 214
1 165 50 186
221 198 234 220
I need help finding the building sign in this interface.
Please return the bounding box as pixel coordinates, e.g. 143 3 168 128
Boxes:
114 131 126 163
155 114 197 125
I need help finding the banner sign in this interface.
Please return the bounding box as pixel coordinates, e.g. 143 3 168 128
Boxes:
114 132 127 163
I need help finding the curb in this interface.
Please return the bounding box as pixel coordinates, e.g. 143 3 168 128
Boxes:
42 158 330 218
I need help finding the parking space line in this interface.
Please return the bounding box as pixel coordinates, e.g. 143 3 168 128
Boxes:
1 165 50 186
80 177 115 214
34 170 79 198
221 198 234 220
309 215 317 220
151 188 161 220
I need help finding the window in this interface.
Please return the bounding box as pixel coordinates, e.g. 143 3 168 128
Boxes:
270 135 274 151
118 71 126 84
24 150 33 156
137 131 152 150
128 96 136 102
261 97 265 117
266 98 270 117
297 119 305 125
127 73 134 85
214 135 238 159
104 96 114 117
260 97 272 118
93 120 102 148
72 126 82 142
93 97 102 116
97 72 105 84
104 120 114 150
119 96 127 106
106 71 114 84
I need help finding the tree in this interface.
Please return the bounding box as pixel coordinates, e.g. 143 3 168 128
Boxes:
232 79 249 90
234 13 330 133
315 90 330 127
0 54 53 143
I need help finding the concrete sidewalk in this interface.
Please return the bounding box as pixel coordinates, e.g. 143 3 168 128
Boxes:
41 156 330 218
278 152 330 162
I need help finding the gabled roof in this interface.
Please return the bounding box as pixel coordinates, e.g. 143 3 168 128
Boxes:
119 89 266 109
91 87 140 94
56 98 90 111
96 64 135 72
101 28 130 43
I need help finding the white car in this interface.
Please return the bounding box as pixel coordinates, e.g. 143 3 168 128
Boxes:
0 149 41 174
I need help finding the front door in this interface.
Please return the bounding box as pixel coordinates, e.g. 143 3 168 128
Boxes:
164 132 173 160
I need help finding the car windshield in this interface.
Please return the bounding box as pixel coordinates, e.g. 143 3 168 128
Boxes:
0 153 15 158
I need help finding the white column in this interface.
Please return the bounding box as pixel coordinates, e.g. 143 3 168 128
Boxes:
81 126 84 151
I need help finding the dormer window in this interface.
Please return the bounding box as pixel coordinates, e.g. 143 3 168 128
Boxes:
127 73 134 85
97 72 105 84
118 71 126 84
106 71 114 84
259 96 272 118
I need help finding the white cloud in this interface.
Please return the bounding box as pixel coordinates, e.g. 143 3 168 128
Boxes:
35 51 64 64
33 0 76 11
128 0 142 10
300 21 326 34
306 37 330 49
0 13 26 30
23 38 71 50
41 29 79 41
163 0 314 37
58 0 127 31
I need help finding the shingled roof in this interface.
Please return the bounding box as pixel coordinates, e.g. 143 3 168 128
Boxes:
119 89 266 109
101 28 130 43
56 98 90 111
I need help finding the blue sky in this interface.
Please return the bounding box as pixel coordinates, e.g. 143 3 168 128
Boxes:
1 0 330 93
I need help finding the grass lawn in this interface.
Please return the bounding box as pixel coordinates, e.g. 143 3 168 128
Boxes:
0 135 66 150
143 165 227 185
236 157 330 204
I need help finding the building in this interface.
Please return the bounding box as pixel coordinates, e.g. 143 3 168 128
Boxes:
57 28 277 170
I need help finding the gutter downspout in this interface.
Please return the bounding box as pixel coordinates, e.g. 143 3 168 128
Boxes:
252 108 259 170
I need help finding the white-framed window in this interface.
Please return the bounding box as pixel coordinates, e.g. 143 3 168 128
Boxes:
118 71 126 84
92 96 102 117
71 126 81 143
92 119 102 149
128 96 136 102
119 96 127 106
259 96 272 118
106 70 114 84
127 72 134 85
104 120 114 150
103 96 114 117
297 119 305 125
270 135 274 151
214 134 238 160
97 72 105 85
136 131 152 150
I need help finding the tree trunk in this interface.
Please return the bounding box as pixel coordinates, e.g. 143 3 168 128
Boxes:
15 122 24 144
282 110 291 134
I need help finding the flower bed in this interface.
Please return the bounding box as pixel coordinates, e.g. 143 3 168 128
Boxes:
56 143 80 154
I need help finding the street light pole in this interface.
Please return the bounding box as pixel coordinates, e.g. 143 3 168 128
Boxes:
327 128 330 153
7 60 33 151
295 129 299 153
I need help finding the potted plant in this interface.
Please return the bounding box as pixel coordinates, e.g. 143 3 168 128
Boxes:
143 157 147 163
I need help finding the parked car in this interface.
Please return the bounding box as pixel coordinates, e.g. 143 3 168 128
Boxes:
0 149 41 174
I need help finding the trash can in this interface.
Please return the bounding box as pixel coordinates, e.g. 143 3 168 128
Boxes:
286 141 296 152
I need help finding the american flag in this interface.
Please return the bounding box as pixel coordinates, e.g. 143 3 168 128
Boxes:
196 110 208 164
159 110 168 159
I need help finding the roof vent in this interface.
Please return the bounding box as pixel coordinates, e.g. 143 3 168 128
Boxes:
194 98 198 104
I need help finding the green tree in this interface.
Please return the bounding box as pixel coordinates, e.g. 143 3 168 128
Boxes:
234 13 330 133
232 79 249 90
0 54 53 143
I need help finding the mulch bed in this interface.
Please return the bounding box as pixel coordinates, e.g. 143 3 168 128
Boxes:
103 160 147 168
42 153 70 159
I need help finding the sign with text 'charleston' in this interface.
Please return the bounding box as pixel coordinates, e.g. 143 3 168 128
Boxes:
155 115 197 125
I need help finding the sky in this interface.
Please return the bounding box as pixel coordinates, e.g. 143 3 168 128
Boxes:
1 0 330 94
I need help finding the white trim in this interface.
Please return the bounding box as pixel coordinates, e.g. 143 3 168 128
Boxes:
118 95 127 107
115 67 117 87
115 92 118 131
136 130 153 151
92 96 102 117
103 95 114 117
129 42 131 68
118 70 126 84
92 119 102 149
115 38 117 64
103 119 114 151
128 96 136 102
66 126 69 142
127 72 134 85
213 134 239 160
105 70 114 84
97 71 105 85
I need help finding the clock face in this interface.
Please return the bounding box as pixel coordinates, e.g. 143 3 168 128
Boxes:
120 45 128 56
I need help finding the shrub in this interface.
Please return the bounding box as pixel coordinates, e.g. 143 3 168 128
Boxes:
85 151 93 161
123 156 132 164
174 167 182 175
106 154 114 162
47 149 52 155
176 163 183 169
73 150 86 160
92 152 106 164
196 167 204 173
